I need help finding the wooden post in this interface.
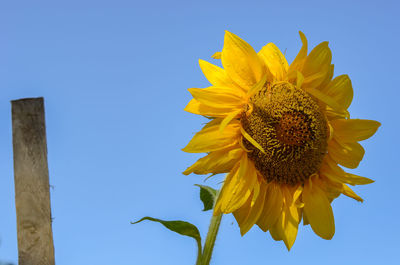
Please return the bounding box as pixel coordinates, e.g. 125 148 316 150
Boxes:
11 98 55 265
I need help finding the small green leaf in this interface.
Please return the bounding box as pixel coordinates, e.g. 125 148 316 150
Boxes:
132 216 201 242
132 217 202 264
195 184 217 211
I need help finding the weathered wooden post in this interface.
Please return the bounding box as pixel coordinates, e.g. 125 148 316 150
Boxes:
11 97 55 265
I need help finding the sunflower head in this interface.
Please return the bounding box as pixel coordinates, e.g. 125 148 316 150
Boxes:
183 31 380 250
242 81 328 185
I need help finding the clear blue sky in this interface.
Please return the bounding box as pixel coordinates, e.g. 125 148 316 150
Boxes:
0 1 398 264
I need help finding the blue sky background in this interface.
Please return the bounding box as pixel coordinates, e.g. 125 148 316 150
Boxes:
0 0 399 264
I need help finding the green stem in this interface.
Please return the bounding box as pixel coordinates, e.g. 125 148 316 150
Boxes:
201 212 223 265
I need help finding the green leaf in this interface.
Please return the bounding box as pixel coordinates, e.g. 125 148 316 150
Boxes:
195 184 217 211
132 217 202 264
132 216 201 242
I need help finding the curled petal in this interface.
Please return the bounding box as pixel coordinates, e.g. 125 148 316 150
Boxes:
288 31 308 74
211 52 221 59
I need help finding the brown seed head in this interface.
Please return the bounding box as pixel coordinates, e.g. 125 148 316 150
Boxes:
241 82 328 185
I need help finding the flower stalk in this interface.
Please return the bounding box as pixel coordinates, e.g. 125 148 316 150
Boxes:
200 212 222 265
197 189 223 265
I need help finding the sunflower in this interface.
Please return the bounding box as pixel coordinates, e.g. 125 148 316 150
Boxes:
182 31 380 250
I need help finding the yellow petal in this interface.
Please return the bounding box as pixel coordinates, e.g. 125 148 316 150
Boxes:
250 176 261 207
258 43 289 81
221 31 264 90
321 156 374 185
318 64 334 90
211 52 221 59
318 175 343 202
325 108 350 120
302 42 332 88
302 211 310 225
269 201 300 250
269 216 284 241
240 127 266 154
182 119 240 153
330 119 381 142
321 75 353 109
198 59 243 92
183 146 243 175
292 185 304 207
214 162 239 215
342 184 363 202
217 155 258 213
219 109 242 133
344 173 374 185
239 183 267 235
280 186 301 250
282 207 300 250
288 31 308 74
233 195 252 227
246 74 268 98
328 140 365 169
306 87 347 113
257 182 283 232
184 98 240 117
188 87 245 109
287 70 304 88
296 71 304 88
303 179 335 240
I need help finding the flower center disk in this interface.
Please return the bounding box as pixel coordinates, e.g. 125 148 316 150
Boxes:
241 82 328 185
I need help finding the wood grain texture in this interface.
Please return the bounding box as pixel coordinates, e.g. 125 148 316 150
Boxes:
11 98 55 265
